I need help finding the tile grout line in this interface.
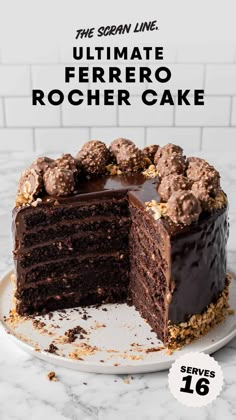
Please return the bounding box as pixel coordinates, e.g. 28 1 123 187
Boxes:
1 125 236 130
229 96 233 127
2 97 7 127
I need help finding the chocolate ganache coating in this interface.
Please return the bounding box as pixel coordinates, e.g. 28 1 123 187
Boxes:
168 207 229 322
12 140 229 332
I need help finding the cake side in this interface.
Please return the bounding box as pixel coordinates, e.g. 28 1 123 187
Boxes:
167 276 231 349
169 205 229 323
128 201 171 344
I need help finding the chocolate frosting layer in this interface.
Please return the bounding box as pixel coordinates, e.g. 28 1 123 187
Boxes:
169 207 228 322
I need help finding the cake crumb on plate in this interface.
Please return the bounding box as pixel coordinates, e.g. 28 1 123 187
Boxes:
47 371 58 381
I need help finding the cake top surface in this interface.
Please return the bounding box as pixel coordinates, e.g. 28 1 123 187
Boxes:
14 139 227 230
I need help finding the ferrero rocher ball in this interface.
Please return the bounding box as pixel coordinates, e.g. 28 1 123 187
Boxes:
142 145 159 162
156 154 186 178
154 143 183 164
110 138 145 172
167 190 201 225
55 153 79 174
191 181 213 211
158 174 189 202
18 168 43 198
43 167 75 196
186 158 220 195
30 157 55 175
76 140 110 176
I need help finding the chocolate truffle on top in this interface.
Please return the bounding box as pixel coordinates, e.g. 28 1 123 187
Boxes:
76 140 110 176
191 181 212 211
158 174 189 202
110 138 145 172
18 168 43 199
156 153 186 178
154 143 183 164
55 153 79 174
167 190 202 225
186 158 220 195
30 156 55 175
43 167 75 196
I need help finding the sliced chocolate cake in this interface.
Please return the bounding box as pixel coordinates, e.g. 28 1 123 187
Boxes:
12 139 229 348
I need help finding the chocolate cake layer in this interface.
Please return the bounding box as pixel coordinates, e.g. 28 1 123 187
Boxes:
17 252 128 285
18 216 130 248
130 273 166 343
128 203 170 342
17 228 129 269
16 285 128 315
17 197 129 230
16 267 130 315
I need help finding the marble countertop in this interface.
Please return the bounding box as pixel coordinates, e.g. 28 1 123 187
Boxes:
0 152 236 420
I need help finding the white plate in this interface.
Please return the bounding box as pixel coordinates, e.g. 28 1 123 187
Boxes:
0 269 236 374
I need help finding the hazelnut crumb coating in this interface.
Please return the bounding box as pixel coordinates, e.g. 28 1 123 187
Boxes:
167 275 231 349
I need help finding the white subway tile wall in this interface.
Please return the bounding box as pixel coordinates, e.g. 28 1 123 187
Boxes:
90 127 145 149
202 128 236 151
205 65 236 95
5 98 60 127
0 66 31 96
35 128 89 154
62 101 117 127
231 97 236 125
175 97 231 127
148 64 204 94
0 129 33 152
0 43 235 154
146 128 201 154
118 96 173 126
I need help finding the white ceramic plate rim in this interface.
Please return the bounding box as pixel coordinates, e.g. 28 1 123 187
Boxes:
1 268 236 374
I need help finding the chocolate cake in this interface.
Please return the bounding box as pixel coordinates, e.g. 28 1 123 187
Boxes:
12 139 230 348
